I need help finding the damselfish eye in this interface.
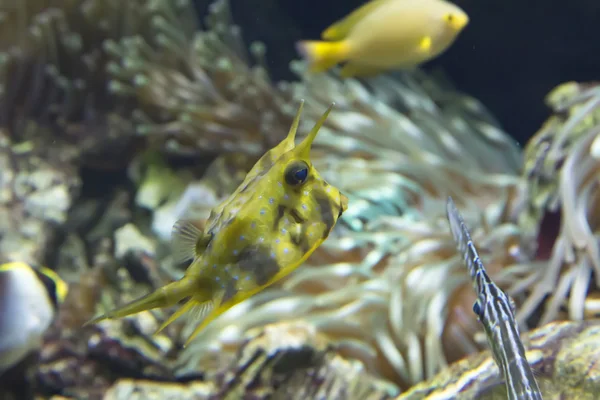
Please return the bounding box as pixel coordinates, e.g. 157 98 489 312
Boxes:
445 13 454 22
284 161 309 186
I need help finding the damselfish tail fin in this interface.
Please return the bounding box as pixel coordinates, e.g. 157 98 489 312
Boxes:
295 40 349 73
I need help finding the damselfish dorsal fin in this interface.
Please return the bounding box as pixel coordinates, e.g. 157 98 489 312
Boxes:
171 220 210 265
321 0 392 40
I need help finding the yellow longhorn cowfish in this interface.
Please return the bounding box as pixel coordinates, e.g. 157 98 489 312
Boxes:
86 101 349 346
296 0 469 78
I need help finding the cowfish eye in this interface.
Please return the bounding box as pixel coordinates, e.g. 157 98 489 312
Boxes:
445 13 454 23
285 161 309 186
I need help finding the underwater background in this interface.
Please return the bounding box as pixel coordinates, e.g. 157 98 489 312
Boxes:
0 0 599 399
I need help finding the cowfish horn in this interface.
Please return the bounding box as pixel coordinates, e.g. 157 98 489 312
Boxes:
295 102 334 157
286 99 304 142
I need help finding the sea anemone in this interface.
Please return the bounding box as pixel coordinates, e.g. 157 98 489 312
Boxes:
0 125 80 265
512 81 600 325
0 0 198 165
104 0 295 156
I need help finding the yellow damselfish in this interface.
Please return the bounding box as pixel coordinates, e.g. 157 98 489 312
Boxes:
86 101 348 346
296 0 469 78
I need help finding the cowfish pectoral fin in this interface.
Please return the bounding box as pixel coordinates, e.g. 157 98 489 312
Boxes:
172 220 209 265
83 277 196 327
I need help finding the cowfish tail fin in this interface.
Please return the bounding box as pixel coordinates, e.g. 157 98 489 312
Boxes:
84 277 196 326
295 40 349 73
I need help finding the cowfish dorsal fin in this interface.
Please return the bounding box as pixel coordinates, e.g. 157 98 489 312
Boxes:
172 220 210 265
321 0 392 40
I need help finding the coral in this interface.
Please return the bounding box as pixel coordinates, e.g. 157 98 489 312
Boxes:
37 244 177 399
104 380 214 400
105 0 295 156
129 151 195 212
0 0 197 166
397 320 600 399
30 177 175 398
0 127 80 265
104 321 395 400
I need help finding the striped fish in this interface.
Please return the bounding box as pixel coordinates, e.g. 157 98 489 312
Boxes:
446 197 543 400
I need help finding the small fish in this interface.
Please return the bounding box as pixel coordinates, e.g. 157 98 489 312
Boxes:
0 262 68 375
445 197 543 400
86 101 349 346
296 0 469 78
